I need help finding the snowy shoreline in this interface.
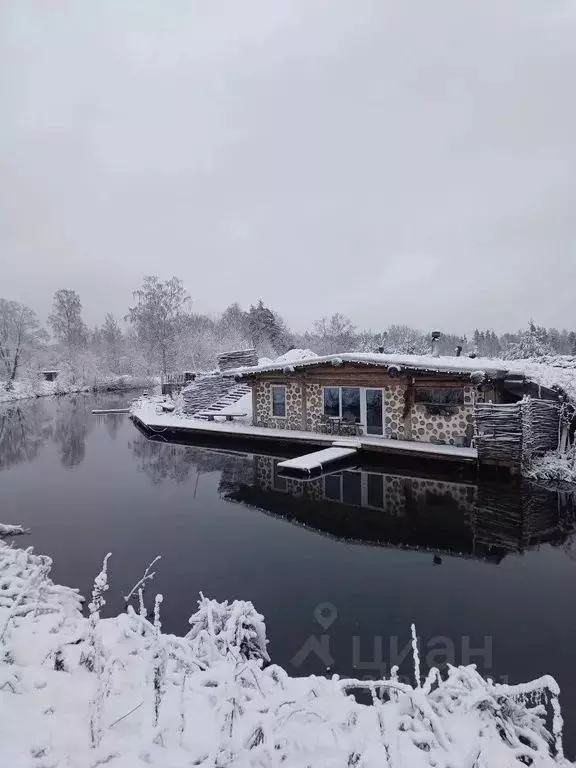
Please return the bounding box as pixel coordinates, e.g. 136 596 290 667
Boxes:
0 541 571 767
0 374 159 406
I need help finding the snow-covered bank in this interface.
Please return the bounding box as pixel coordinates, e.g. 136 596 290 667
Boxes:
526 448 576 487
0 523 27 536
0 541 571 767
0 374 159 405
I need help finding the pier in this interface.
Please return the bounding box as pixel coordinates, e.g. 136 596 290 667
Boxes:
130 400 478 473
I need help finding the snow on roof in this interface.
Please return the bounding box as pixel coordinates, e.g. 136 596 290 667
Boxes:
230 352 506 378
272 348 319 364
230 351 576 402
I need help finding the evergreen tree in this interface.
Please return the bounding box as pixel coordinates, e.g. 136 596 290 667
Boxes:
248 300 289 354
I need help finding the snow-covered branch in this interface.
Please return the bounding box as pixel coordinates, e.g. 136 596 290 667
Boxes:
0 541 570 767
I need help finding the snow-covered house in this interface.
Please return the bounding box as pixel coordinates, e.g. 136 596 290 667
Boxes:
232 352 562 449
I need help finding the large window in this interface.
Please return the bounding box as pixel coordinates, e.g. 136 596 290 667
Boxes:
323 471 384 509
414 387 464 405
271 385 286 417
324 387 340 417
323 386 361 422
341 387 361 423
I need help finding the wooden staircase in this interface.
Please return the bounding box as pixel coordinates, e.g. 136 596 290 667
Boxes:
182 374 251 419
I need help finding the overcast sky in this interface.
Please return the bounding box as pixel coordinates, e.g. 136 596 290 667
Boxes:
1 0 575 334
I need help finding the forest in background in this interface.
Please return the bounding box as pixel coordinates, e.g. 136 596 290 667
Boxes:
2 275 576 385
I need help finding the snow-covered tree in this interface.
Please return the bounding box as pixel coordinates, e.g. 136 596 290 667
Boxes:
504 320 553 360
313 313 356 354
248 300 290 355
384 324 428 354
127 276 190 376
100 313 124 373
48 289 88 356
0 299 47 382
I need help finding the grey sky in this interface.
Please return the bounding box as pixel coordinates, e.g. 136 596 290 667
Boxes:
1 0 575 334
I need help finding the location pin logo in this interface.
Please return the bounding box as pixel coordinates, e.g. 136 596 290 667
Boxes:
314 602 337 630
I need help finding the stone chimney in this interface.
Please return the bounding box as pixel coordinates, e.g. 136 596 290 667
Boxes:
431 331 441 358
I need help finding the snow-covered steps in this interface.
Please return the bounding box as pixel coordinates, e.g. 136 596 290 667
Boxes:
277 445 358 478
195 384 251 419
181 374 247 415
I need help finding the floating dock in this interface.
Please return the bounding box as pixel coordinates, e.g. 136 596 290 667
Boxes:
130 401 478 472
277 446 358 478
92 408 130 415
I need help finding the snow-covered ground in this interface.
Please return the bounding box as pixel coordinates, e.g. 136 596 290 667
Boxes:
0 374 159 406
0 540 571 767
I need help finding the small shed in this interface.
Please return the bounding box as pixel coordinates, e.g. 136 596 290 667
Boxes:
40 369 60 382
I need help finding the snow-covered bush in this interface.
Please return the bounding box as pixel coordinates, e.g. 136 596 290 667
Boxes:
527 448 576 487
0 541 570 767
187 595 269 664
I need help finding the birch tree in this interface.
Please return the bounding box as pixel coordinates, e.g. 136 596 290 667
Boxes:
127 276 190 376
48 289 88 356
0 299 47 382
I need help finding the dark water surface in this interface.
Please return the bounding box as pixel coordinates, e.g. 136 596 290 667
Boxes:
1 392 576 751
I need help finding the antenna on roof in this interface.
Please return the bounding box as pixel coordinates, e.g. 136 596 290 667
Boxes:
431 331 441 358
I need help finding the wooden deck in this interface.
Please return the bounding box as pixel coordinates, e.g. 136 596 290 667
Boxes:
131 402 478 467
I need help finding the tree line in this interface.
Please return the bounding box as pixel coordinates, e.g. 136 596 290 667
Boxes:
1 276 575 383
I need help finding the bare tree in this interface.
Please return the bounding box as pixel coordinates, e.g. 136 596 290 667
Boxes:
48 289 88 356
313 313 356 354
127 276 190 376
0 299 47 382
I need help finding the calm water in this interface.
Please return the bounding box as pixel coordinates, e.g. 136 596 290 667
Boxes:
1 392 576 750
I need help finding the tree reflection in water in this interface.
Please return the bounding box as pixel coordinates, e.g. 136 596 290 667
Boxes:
52 396 92 468
129 433 255 489
103 413 123 441
0 400 53 470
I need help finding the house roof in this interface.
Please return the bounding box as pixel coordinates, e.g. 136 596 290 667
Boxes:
230 352 510 380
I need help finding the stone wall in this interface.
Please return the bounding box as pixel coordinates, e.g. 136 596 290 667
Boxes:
384 383 407 440
410 385 475 446
253 380 303 430
251 374 477 446
305 383 323 432
255 455 324 500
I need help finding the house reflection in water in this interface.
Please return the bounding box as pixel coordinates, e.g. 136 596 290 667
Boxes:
222 455 576 565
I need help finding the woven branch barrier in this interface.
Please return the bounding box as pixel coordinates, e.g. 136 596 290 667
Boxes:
475 402 523 467
521 398 561 463
474 398 561 468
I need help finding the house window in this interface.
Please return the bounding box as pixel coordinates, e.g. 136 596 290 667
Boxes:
323 471 363 506
341 388 361 423
366 473 384 509
271 385 286 417
414 388 464 406
324 473 342 501
323 386 361 422
324 387 340 417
